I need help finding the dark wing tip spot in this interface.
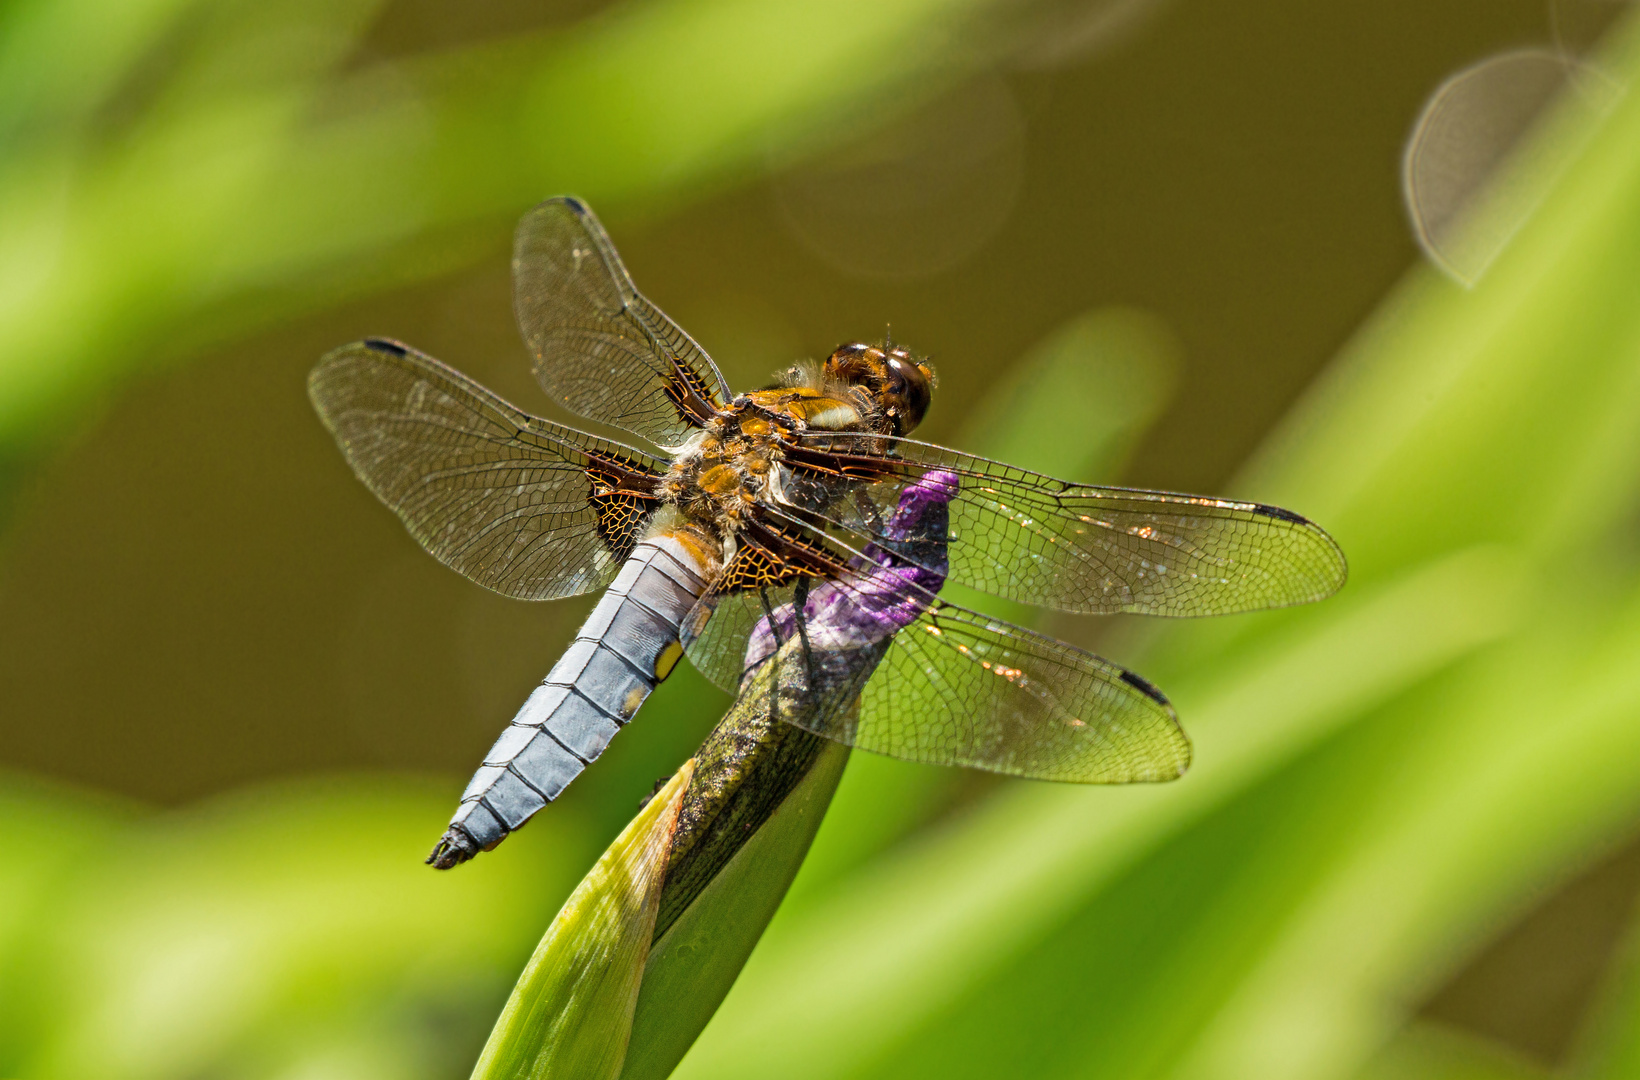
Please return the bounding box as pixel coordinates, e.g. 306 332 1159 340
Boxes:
556 194 588 213
1119 668 1171 707
364 337 409 357
1251 502 1310 525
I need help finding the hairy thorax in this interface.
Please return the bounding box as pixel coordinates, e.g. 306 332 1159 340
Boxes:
652 341 935 559
659 384 879 538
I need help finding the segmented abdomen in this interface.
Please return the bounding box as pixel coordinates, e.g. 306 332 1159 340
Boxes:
428 535 710 867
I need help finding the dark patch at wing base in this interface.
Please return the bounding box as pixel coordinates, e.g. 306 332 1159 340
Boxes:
715 522 843 593
590 489 661 565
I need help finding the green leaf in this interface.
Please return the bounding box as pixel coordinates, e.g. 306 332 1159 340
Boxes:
472 763 695 1080
0 776 129 1073
21 777 575 1080
1353 1022 1551 1080
957 306 1180 482
1570 888 1640 1079
620 741 849 1080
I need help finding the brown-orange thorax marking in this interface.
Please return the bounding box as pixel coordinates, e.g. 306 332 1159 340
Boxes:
657 341 935 541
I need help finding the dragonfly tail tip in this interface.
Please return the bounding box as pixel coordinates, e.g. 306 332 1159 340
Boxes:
426 828 478 870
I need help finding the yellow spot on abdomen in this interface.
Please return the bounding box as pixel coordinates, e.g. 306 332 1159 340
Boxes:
654 639 684 681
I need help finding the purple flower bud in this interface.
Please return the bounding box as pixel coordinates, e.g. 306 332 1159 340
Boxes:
744 470 959 670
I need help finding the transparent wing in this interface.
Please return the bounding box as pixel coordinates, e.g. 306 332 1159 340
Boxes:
685 575 800 695
514 196 732 448
309 338 667 601
782 433 1347 616
684 512 1190 784
855 592 1188 782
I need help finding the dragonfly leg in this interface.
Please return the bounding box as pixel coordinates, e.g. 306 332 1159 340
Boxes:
758 586 785 725
853 488 886 540
792 575 815 683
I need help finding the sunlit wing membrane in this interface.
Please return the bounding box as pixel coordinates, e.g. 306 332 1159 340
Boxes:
683 512 1191 784
514 196 732 449
782 434 1348 616
309 338 667 601
853 596 1189 782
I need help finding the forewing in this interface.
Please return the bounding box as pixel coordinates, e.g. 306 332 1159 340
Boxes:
309 338 666 601
784 434 1347 616
514 196 731 448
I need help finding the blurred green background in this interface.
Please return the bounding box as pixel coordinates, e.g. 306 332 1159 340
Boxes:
4 0 1640 1077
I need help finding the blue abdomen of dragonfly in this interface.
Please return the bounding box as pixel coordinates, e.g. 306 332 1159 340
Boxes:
747 470 959 667
428 534 714 868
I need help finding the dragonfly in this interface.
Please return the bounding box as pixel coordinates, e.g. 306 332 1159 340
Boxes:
309 196 1347 869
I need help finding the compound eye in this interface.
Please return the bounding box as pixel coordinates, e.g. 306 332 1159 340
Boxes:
885 355 933 433
825 341 879 382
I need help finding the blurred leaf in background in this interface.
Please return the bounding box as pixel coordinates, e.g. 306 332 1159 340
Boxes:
0 0 997 463
0 777 586 1079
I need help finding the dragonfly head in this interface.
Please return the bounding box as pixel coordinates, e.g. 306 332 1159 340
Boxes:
824 342 936 435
